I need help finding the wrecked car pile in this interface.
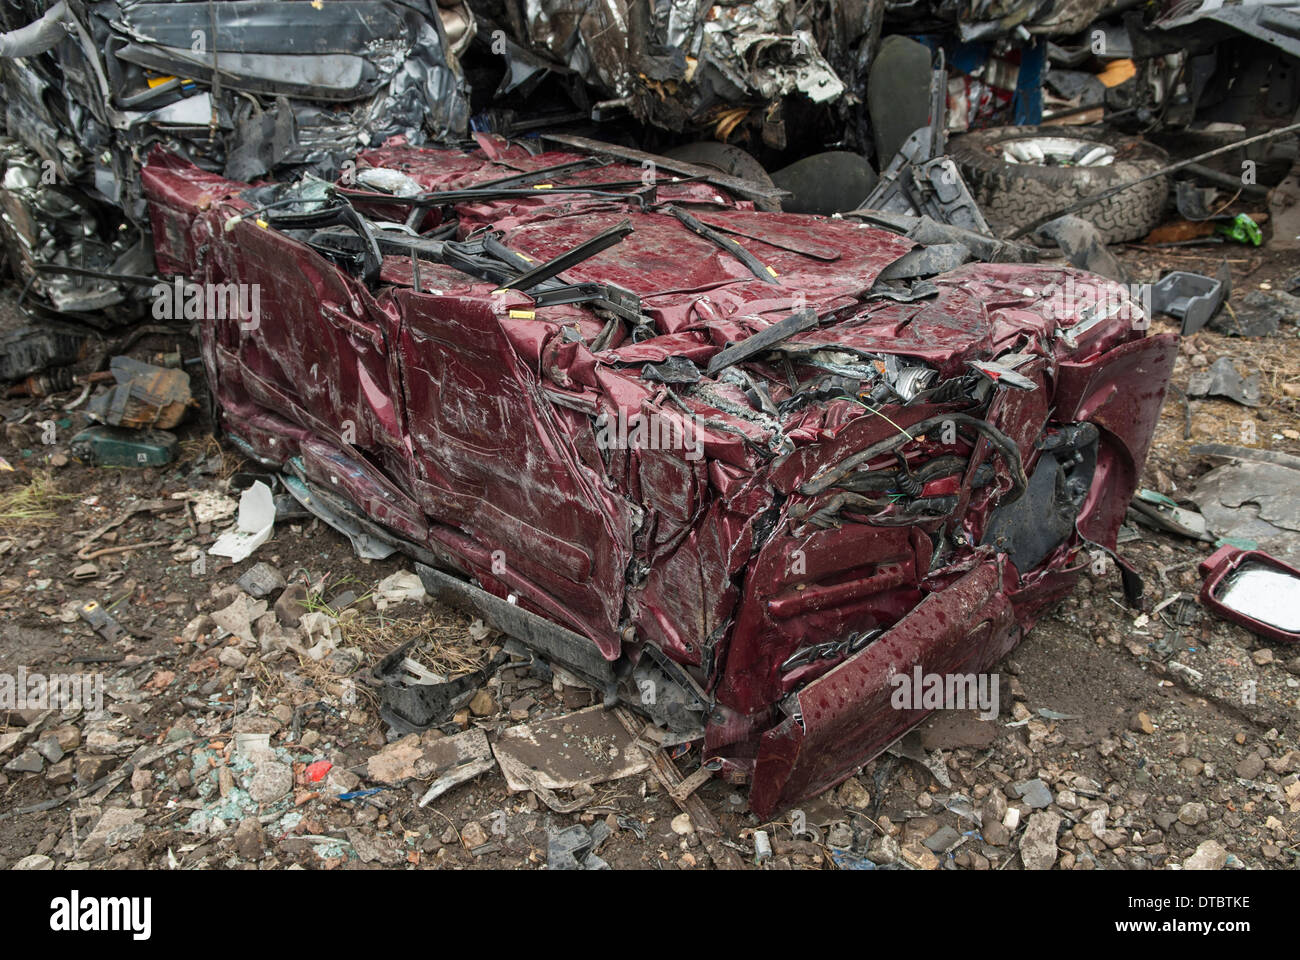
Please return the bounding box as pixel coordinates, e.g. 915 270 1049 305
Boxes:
141 135 1175 814
4 0 1300 298
0 0 471 315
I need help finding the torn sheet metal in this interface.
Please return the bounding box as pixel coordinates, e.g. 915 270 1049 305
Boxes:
143 138 1176 817
481 0 848 136
417 728 497 806
1037 216 1127 284
108 1 469 146
1128 489 1213 542
1155 0 1300 60
281 475 399 560
1186 357 1261 407
861 126 993 236
492 706 651 812
848 210 1039 264
365 726 496 803
1190 459 1300 565
0 139 144 316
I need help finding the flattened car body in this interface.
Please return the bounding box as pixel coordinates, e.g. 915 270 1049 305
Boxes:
142 137 1175 816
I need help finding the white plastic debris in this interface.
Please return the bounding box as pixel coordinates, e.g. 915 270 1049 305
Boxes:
374 570 426 610
211 595 267 645
297 611 342 661
209 482 275 562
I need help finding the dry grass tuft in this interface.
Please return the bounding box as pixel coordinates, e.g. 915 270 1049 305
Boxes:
0 472 77 529
341 611 489 677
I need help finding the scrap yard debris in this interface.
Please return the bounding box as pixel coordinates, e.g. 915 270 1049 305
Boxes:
0 0 1299 876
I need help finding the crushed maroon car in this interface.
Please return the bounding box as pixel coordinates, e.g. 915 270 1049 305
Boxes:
141 134 1177 817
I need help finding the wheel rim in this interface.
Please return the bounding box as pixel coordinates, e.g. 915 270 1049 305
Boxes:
1000 136 1115 167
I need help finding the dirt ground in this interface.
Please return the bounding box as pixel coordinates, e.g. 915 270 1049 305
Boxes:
0 239 1297 871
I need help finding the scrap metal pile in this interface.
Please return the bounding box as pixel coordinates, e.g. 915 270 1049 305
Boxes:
469 0 856 140
0 0 471 316
3 0 1300 317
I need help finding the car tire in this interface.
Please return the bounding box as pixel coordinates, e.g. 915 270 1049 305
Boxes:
949 126 1169 244
770 151 878 215
663 142 779 211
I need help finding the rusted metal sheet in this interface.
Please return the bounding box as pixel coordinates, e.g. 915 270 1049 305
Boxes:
86 357 193 430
